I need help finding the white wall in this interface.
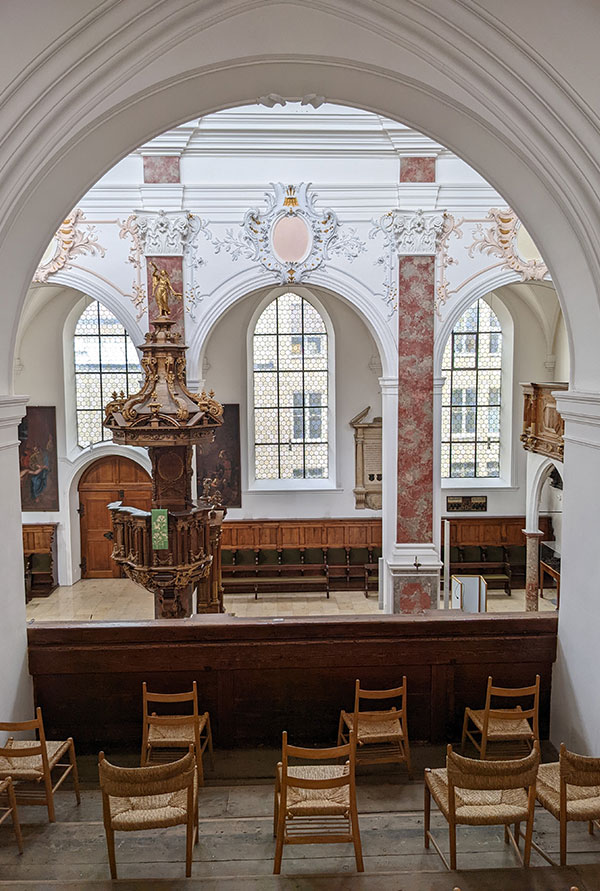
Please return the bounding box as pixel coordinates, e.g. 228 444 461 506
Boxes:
201 286 382 519
553 314 570 382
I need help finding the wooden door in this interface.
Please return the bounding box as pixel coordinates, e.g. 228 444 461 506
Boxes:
79 456 152 578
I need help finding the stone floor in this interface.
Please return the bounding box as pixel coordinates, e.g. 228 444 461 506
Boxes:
0 747 598 889
26 579 557 622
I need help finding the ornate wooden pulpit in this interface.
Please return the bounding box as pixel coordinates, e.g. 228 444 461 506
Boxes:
104 285 225 618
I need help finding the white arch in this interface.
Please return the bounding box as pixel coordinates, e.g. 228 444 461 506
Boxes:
60 444 151 586
51 269 145 347
435 267 536 375
190 265 395 379
525 455 564 533
2 5 600 391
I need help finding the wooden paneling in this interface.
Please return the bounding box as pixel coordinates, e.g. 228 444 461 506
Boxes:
442 516 553 547
78 456 152 578
28 613 557 752
222 518 382 549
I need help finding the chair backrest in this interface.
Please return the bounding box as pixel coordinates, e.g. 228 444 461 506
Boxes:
142 681 199 719
353 677 407 726
484 674 540 738
559 743 600 787
99 749 195 799
280 730 356 793
446 742 540 800
0 706 51 772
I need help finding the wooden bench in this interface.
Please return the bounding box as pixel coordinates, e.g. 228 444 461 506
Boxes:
221 546 382 599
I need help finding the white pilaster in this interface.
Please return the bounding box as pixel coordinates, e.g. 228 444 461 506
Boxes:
379 376 398 613
0 396 33 733
550 391 600 753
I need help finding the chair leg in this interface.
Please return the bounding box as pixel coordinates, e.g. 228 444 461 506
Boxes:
523 812 534 867
7 782 23 855
589 820 594 835
273 807 285 874
560 812 567 866
350 803 364 872
43 769 56 822
403 736 413 780
504 824 509 844
206 715 215 770
461 711 469 753
514 822 521 847
449 820 457 870
105 827 117 880
68 739 81 805
195 745 204 788
424 781 431 849
186 812 194 877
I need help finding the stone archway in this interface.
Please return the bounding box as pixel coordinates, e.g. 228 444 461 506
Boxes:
2 0 600 750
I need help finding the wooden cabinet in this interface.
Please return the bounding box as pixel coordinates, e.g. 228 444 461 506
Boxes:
23 523 58 601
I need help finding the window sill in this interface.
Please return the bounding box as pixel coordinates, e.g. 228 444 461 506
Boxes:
442 478 518 490
246 481 342 493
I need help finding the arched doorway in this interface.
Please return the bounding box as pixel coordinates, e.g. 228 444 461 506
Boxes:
78 455 152 578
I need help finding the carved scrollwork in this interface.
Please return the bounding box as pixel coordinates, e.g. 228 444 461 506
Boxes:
467 208 548 280
34 209 106 282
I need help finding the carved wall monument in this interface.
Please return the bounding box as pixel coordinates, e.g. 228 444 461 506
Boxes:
104 270 225 618
350 407 382 510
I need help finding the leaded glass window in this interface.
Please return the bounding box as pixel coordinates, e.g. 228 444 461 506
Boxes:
441 299 502 478
74 301 142 448
253 292 329 480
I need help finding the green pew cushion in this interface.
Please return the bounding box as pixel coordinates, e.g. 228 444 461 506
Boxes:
461 545 483 563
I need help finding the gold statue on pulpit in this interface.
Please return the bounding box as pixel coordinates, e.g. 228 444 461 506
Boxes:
150 261 182 316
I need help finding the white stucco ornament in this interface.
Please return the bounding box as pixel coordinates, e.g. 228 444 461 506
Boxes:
136 209 207 256
374 208 447 256
211 182 365 284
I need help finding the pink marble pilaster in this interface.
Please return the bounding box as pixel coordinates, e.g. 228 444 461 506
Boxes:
143 156 180 184
146 256 185 337
524 530 544 612
400 157 436 183
397 255 435 545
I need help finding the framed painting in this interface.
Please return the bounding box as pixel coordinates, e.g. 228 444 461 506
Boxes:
196 403 242 508
18 406 59 511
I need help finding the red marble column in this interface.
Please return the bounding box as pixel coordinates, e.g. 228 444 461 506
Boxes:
146 256 185 337
400 157 435 183
393 255 438 613
524 530 544 612
397 255 435 543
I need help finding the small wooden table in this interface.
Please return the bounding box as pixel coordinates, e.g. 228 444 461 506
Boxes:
540 560 560 608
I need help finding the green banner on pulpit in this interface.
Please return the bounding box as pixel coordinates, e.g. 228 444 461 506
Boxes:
151 509 169 550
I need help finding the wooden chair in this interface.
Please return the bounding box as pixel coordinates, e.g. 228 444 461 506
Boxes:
461 675 540 759
338 677 411 777
141 681 214 785
0 707 80 822
0 777 23 853
99 749 198 879
532 743 600 866
424 742 540 870
273 730 363 875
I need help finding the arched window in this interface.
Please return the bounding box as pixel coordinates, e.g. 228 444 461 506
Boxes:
253 292 329 480
441 298 502 478
74 300 141 448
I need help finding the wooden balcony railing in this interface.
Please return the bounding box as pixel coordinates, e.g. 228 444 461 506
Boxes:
521 382 568 461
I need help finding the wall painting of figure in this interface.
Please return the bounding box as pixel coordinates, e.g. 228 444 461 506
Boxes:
196 404 241 508
18 406 59 511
